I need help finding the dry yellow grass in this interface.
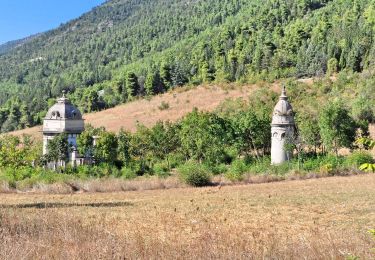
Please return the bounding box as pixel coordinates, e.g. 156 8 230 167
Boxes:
1 174 374 259
9 84 257 140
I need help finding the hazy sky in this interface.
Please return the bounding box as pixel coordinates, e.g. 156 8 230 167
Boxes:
0 0 105 44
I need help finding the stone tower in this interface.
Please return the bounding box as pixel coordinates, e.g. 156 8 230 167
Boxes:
271 86 295 165
42 92 84 156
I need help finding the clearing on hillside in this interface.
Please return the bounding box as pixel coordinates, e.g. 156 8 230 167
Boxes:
10 84 257 140
1 174 374 259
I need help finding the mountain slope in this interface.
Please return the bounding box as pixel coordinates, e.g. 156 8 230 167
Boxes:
0 36 35 55
0 0 374 134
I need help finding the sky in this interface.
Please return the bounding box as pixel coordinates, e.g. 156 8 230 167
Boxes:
0 0 105 45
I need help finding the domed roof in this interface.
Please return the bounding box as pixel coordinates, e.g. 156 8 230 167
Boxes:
272 86 294 125
45 92 82 120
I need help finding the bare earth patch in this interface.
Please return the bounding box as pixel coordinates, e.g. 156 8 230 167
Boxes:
9 84 257 140
1 174 374 259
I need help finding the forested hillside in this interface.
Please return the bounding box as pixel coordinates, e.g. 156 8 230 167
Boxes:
0 0 374 133
0 34 38 55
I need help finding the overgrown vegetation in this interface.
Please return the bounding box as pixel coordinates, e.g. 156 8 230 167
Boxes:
0 76 373 189
0 0 373 189
0 0 375 133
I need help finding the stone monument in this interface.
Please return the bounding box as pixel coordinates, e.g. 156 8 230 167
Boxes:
42 91 86 167
271 86 295 165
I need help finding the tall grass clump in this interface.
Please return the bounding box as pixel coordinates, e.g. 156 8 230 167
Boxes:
177 161 211 187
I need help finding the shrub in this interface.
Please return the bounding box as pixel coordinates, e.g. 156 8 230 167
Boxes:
346 151 374 167
319 163 334 175
158 101 170 110
222 147 239 164
246 157 271 174
301 157 322 172
8 167 73 190
320 155 344 169
226 159 248 181
129 161 152 176
0 167 51 188
153 162 170 177
166 153 185 169
178 162 211 187
269 163 292 176
16 172 60 190
76 165 92 179
101 164 121 177
120 167 137 179
89 164 120 178
206 163 228 175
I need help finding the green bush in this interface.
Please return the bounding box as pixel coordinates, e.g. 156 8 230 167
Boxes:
301 155 339 172
346 151 374 167
222 147 239 164
153 162 171 177
76 165 92 179
132 161 153 176
178 162 211 187
206 163 228 175
166 153 185 168
320 155 344 169
246 157 271 174
5 167 33 181
120 167 137 179
88 164 121 178
0 168 16 188
269 163 292 176
0 167 74 190
226 159 248 181
301 157 322 172
16 170 71 190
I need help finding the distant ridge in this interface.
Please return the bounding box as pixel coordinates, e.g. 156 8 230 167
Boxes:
0 34 39 55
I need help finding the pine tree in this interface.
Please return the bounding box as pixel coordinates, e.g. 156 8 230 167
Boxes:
125 72 139 100
160 62 172 90
171 61 187 88
19 104 33 128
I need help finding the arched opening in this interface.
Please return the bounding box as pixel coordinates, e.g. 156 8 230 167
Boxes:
51 111 61 119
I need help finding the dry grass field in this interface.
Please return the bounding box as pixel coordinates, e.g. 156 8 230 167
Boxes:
10 84 257 140
1 174 374 259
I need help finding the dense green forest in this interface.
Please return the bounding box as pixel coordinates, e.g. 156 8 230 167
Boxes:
0 0 374 133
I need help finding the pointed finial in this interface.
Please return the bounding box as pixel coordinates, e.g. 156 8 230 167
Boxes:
279 85 288 100
62 90 66 98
